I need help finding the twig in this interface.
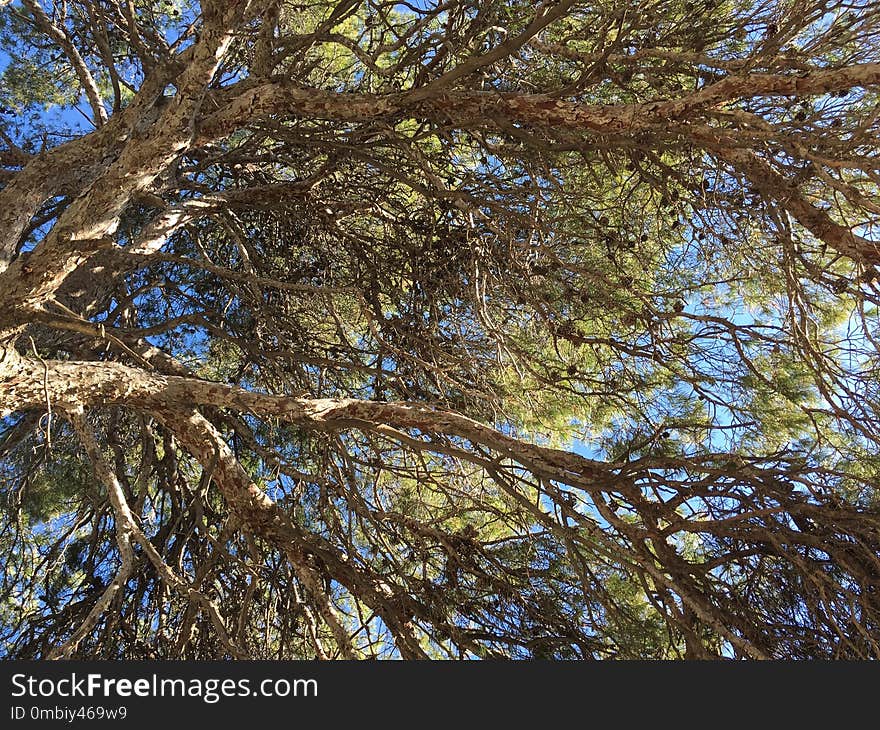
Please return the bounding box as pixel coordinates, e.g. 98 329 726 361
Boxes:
60 406 249 659
28 336 51 453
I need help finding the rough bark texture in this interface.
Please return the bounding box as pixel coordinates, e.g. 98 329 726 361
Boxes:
2 0 880 660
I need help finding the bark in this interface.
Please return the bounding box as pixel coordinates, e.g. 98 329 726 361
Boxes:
0 353 555 658
0 44 196 271
20 0 109 126
0 16 238 328
717 147 880 264
4 58 879 317
2 1 878 660
199 62 880 139
0 357 607 489
59 406 248 659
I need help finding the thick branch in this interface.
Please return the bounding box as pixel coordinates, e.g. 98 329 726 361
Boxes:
21 0 109 126
1 358 608 490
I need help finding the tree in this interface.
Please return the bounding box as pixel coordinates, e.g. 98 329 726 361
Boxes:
0 0 879 660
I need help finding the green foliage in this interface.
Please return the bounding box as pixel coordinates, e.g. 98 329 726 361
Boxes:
3 0 880 660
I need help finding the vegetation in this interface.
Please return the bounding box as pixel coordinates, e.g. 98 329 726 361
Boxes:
0 0 879 659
